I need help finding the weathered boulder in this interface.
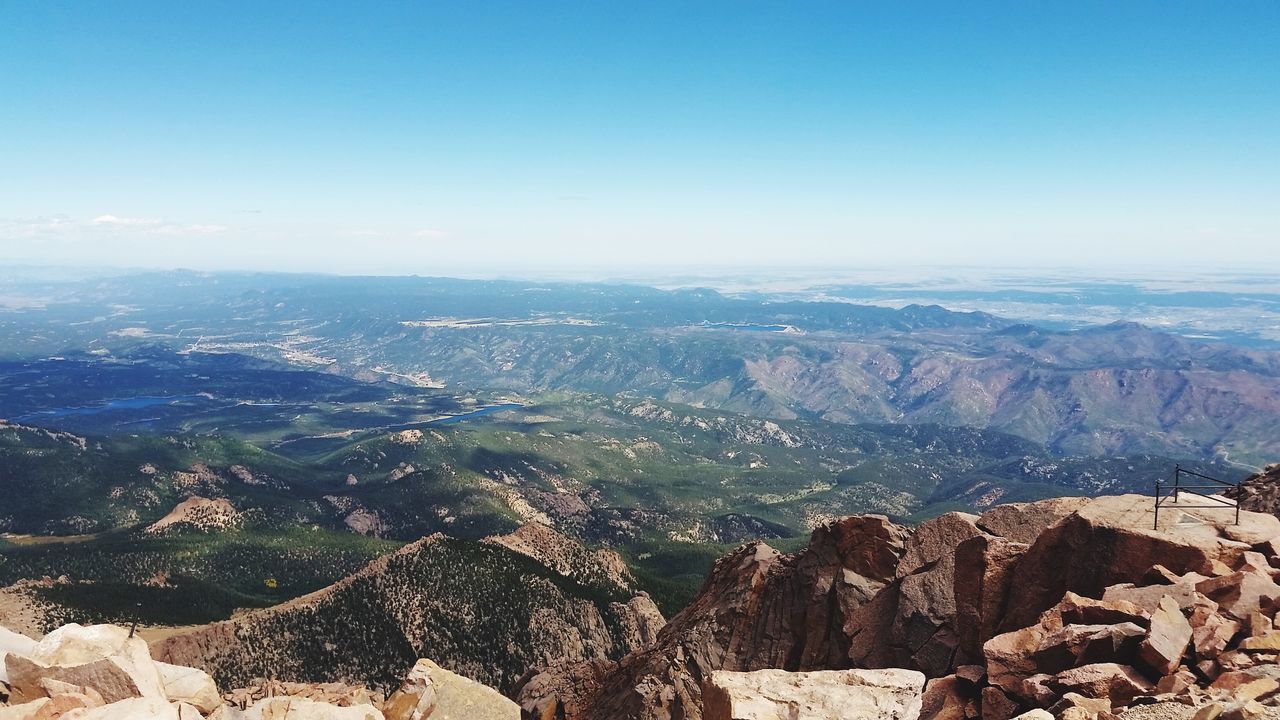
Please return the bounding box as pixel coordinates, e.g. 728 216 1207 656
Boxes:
997 495 1273 633
953 535 1028 664
4 655 142 705
1137 596 1194 676
702 668 925 720
63 697 182 720
919 676 968 720
156 662 221 714
383 659 517 720
976 498 1091 545
1042 663 1153 710
0 626 38 685
28 624 164 701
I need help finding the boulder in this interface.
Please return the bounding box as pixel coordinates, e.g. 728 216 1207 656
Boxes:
1044 663 1153 710
383 659 517 720
1195 572 1280 621
4 655 142 705
998 495 1264 633
1053 592 1149 628
62 697 181 719
979 686 1019 720
25 624 165 701
976 498 1091 545
954 535 1028 664
919 676 967 720
701 668 925 720
0 627 38 685
983 625 1048 695
156 662 221 714
1137 596 1193 676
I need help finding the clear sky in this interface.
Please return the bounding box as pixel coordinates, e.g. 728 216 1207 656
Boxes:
1 1 1277 275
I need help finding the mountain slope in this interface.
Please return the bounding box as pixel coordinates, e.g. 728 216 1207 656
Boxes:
151 523 663 695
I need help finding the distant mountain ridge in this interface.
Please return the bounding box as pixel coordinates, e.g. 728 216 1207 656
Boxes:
1 272 1277 462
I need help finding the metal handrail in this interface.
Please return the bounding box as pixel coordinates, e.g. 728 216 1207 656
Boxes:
1153 464 1241 529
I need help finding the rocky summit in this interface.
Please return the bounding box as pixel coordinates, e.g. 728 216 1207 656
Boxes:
518 491 1280 719
10 488 1280 719
0 621 518 719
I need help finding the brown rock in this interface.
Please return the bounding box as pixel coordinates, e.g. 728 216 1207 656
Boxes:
1192 612 1241 659
983 625 1048 695
1047 663 1154 709
999 495 1262 634
954 535 1028 664
1155 668 1196 696
1195 571 1280 621
1054 592 1149 628
1238 631 1280 651
524 515 910 720
976 498 1090 545
980 686 1020 720
920 676 968 720
1137 596 1193 676
4 655 142 705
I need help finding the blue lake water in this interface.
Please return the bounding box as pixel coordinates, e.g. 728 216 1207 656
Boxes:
15 395 207 421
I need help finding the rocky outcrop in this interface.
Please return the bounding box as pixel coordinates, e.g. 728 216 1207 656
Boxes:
515 515 910 720
0 623 518 720
520 492 1280 720
1226 463 1280 518
153 525 662 694
702 668 926 720
145 497 242 535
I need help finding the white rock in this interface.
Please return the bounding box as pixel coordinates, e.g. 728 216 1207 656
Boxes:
59 696 180 720
0 626 39 686
1011 711 1054 720
29 624 166 700
0 699 52 720
156 661 222 713
383 658 518 720
703 668 926 720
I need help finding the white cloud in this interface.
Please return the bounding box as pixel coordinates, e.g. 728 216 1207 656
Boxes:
413 228 447 239
92 214 162 227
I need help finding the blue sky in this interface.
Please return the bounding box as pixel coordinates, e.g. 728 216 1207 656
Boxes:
1 1 1277 274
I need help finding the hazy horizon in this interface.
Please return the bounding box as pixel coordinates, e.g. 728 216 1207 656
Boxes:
3 2 1278 273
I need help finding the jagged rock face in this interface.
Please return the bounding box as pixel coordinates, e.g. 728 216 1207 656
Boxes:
847 513 984 676
995 494 1279 633
520 492 1280 720
515 515 910 720
1227 463 1280 517
152 525 662 695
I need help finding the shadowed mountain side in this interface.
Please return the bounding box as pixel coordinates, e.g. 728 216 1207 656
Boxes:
150 524 663 695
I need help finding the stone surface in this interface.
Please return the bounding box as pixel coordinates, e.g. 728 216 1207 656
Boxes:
953 535 1028 664
1047 663 1154 710
62 697 182 720
1137 596 1193 676
384 659 517 720
156 661 221 714
919 676 968 720
702 668 926 720
518 515 910 720
4 655 141 705
997 495 1271 633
